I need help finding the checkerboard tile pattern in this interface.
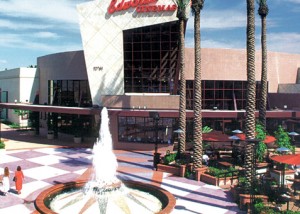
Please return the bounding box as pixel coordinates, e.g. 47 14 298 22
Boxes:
0 148 242 214
0 148 93 212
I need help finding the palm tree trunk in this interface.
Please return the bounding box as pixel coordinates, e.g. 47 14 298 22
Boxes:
244 0 256 191
259 6 268 130
192 2 204 169
178 19 186 156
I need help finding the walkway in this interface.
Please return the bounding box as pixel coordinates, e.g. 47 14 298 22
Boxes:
0 124 243 214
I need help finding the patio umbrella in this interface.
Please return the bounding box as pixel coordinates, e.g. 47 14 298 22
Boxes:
232 129 243 134
276 147 291 153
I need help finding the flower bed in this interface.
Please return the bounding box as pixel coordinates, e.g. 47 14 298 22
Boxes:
157 163 186 177
200 167 239 187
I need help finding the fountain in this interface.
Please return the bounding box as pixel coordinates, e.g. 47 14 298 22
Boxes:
35 107 176 214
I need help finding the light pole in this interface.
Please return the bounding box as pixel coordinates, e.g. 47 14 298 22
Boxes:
276 147 291 190
149 112 160 170
174 128 184 159
288 131 299 146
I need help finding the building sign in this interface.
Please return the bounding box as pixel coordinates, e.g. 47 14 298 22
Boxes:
108 0 177 14
93 66 103 71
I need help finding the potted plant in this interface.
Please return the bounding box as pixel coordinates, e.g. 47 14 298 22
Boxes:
274 125 295 153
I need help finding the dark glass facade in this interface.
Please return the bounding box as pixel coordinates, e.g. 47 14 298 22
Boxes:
48 80 93 136
186 80 263 110
48 80 92 107
118 116 177 144
123 21 179 93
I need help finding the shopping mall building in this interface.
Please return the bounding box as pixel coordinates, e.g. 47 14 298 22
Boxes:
1 0 300 150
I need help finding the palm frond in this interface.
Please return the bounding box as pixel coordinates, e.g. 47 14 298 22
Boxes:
173 0 190 10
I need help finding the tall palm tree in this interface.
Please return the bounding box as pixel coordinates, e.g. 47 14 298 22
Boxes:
244 0 257 191
191 0 205 169
257 0 269 130
175 0 189 158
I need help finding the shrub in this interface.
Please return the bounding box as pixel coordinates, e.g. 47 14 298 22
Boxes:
274 125 295 153
207 166 237 178
163 151 177 165
0 141 5 149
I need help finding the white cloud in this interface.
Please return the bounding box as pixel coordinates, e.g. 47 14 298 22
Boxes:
0 59 7 64
0 0 80 25
0 33 81 52
187 9 246 31
268 32 300 53
284 0 300 3
0 19 52 30
32 32 60 39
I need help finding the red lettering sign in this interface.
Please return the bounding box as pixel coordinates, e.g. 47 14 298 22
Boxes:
108 0 177 14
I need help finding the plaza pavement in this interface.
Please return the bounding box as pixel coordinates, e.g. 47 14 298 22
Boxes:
0 124 244 214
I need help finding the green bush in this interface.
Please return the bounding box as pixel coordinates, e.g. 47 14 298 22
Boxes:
207 166 237 178
256 122 267 162
0 141 5 149
274 125 295 153
163 151 177 165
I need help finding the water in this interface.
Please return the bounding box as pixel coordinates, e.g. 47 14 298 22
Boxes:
49 107 162 213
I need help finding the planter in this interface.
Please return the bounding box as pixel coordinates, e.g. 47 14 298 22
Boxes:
195 167 208 181
239 194 268 211
230 185 244 203
200 173 238 188
74 137 82 144
47 133 54 140
25 129 36 136
179 165 186 177
157 164 186 177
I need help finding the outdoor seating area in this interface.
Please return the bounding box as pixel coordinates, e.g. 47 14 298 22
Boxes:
157 127 300 213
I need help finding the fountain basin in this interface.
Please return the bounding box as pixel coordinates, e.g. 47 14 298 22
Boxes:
35 180 176 214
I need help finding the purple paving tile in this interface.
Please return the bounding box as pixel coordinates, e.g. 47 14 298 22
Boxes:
56 152 92 159
8 150 48 159
0 160 43 171
50 159 90 172
43 173 81 185
118 161 153 170
0 192 24 209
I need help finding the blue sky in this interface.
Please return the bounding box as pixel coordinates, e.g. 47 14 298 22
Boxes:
1 0 300 71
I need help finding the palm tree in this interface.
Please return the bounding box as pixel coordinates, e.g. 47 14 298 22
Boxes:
244 0 257 191
175 0 189 158
191 0 205 169
257 0 269 130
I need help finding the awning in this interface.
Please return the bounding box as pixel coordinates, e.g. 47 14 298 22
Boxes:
270 154 300 165
203 131 231 142
234 133 276 144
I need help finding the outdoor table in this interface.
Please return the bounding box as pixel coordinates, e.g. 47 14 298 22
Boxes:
280 194 292 210
286 178 300 196
218 161 233 168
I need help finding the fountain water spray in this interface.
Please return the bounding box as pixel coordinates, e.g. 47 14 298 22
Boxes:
47 107 163 214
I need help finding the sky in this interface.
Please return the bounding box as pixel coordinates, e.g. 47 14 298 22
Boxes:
1 0 300 71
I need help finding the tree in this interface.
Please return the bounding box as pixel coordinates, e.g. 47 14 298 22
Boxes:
175 0 189 158
191 0 205 169
257 0 269 130
244 0 257 191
